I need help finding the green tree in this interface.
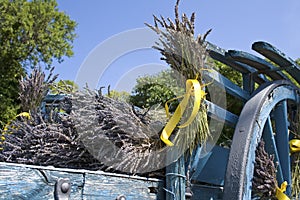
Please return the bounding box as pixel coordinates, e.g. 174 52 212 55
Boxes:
0 0 76 127
130 69 184 108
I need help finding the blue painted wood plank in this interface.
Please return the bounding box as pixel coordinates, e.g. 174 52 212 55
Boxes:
43 94 68 103
206 42 268 84
226 50 289 81
165 155 185 200
0 162 83 200
242 73 255 93
0 162 164 200
191 145 229 186
190 184 223 200
205 100 239 127
252 41 300 84
208 48 254 74
83 173 162 200
203 69 250 101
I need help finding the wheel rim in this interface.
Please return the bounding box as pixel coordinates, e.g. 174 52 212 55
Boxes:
223 80 299 199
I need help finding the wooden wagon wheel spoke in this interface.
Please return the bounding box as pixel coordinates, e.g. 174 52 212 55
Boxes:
262 117 284 185
223 80 299 200
273 100 292 194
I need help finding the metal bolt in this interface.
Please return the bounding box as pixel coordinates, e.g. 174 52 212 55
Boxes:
61 182 70 193
54 178 71 200
116 195 126 200
185 186 193 199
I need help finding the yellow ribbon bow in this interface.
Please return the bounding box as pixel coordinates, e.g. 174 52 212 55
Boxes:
276 181 290 200
160 79 206 146
290 139 300 154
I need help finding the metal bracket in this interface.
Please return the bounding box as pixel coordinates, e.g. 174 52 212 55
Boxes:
54 178 71 200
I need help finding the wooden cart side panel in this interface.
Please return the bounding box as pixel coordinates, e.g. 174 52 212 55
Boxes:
0 162 164 200
0 163 84 200
83 173 163 200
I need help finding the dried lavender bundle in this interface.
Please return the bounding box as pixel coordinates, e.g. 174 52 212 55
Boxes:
19 67 58 112
1 87 166 175
1 67 104 171
145 0 211 80
252 140 277 199
145 0 211 150
0 111 104 170
72 89 168 174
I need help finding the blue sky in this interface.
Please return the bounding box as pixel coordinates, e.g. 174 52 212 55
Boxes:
55 0 300 92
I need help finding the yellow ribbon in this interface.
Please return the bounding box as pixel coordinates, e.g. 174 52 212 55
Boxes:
290 139 300 154
273 139 300 200
3 112 30 132
276 181 290 200
160 79 206 146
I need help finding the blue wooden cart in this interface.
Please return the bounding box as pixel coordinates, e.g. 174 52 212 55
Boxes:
168 41 300 200
1 41 300 200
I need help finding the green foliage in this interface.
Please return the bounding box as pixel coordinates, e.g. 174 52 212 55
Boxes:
209 59 243 114
130 70 184 108
50 80 78 94
208 59 244 146
0 99 20 128
0 64 23 127
266 58 300 88
0 0 76 128
107 90 130 103
210 59 243 87
0 0 77 67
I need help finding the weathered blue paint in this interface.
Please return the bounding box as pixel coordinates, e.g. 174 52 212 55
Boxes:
165 155 185 200
262 117 284 185
226 50 289 81
223 81 299 200
252 41 300 84
242 73 255 93
207 42 268 84
203 69 250 101
41 94 69 115
0 162 163 200
191 145 229 186
205 100 238 127
190 184 223 200
43 94 68 103
274 100 292 195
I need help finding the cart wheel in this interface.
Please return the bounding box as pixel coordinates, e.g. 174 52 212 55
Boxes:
223 80 300 199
